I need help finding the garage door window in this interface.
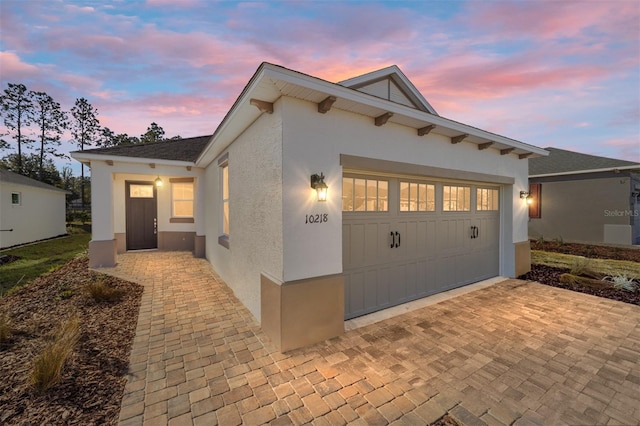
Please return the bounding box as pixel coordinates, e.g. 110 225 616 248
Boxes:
443 185 470 211
400 181 435 212
476 188 499 211
343 177 388 212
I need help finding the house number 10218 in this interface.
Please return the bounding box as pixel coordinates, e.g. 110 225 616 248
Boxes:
305 213 328 224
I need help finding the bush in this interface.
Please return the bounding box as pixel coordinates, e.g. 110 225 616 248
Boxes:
603 274 638 292
31 315 80 393
87 280 125 303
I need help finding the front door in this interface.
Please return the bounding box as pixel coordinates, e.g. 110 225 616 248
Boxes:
125 181 158 250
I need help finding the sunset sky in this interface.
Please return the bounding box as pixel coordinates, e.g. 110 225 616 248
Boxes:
1 0 638 175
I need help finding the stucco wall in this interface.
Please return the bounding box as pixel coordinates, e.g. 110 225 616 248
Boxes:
204 106 284 321
528 175 632 244
0 182 67 248
280 97 529 281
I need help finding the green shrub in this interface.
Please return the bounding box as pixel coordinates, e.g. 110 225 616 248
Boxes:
31 315 80 393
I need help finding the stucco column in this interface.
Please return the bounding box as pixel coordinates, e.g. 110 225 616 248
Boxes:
194 170 206 258
88 162 117 267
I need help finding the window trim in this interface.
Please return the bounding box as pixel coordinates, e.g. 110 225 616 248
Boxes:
442 185 471 212
399 180 436 213
476 187 499 211
170 178 195 220
342 175 389 213
11 192 21 206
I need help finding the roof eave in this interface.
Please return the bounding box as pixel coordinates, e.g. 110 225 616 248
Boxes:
530 164 640 178
70 151 196 168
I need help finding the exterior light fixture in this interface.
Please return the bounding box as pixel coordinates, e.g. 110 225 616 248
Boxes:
155 176 163 187
520 190 532 205
310 173 328 202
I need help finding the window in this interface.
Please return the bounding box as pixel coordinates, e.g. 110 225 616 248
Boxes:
528 183 541 218
216 152 230 246
129 184 154 198
443 185 470 211
171 181 194 218
342 177 388 212
400 181 435 212
11 192 21 206
477 188 499 211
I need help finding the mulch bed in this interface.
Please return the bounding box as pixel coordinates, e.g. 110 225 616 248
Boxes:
0 256 143 425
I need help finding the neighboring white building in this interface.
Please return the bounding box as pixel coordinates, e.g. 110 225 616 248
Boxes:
0 169 69 249
72 63 548 351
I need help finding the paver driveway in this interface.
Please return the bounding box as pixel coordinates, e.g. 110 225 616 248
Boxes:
100 252 640 426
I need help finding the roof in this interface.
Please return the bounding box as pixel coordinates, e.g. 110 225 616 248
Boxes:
74 135 212 163
0 169 70 193
338 65 438 115
197 62 547 165
529 147 640 176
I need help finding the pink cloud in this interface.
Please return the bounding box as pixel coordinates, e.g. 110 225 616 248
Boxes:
0 51 39 78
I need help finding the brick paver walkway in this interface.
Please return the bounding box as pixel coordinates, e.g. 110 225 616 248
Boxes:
101 252 640 425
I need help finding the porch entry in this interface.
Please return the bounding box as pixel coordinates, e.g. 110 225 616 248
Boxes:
343 173 500 319
125 181 158 250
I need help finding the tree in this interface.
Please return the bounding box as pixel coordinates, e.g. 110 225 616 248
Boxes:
32 91 68 180
71 97 100 209
99 127 139 147
0 83 34 174
140 122 165 144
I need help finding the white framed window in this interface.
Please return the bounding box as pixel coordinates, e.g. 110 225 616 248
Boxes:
129 184 154 198
218 153 230 248
11 192 21 206
477 188 499 211
172 181 194 217
342 177 388 212
400 181 435 212
443 185 471 211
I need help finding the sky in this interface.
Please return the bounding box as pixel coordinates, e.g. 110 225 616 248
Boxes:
1 0 639 176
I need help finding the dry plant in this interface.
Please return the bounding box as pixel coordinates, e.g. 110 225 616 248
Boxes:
87 279 125 303
0 313 12 343
31 315 80 393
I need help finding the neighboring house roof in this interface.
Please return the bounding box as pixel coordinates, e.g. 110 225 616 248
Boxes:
75 135 212 163
529 147 640 177
0 169 70 193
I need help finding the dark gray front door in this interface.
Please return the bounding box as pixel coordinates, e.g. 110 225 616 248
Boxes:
125 181 157 250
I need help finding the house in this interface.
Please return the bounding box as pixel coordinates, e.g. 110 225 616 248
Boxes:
72 63 547 351
0 169 69 249
528 147 640 245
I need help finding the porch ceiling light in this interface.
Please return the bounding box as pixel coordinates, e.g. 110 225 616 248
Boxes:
310 173 328 202
155 176 163 187
520 190 532 204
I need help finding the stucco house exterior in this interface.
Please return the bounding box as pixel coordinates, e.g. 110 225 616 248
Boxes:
528 148 640 245
0 169 69 249
72 63 547 351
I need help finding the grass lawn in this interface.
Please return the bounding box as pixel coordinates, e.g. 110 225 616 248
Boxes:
0 224 91 294
532 250 640 278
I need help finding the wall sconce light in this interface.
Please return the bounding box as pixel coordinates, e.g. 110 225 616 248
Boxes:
310 173 328 202
155 176 163 187
520 190 532 204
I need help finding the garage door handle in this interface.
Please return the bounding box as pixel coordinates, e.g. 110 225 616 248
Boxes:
475 227 479 239
390 231 395 248
395 231 400 248
470 225 477 239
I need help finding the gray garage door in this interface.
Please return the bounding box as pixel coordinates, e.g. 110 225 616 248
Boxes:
342 173 500 319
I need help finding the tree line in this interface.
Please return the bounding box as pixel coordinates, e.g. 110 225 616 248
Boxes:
0 82 181 209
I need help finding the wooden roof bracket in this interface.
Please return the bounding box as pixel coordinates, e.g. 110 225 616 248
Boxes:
451 134 468 144
250 98 274 114
519 153 533 160
478 142 494 150
500 148 515 155
317 96 336 114
417 125 435 136
374 112 393 126
105 160 114 166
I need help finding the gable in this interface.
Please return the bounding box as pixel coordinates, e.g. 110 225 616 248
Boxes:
338 65 438 115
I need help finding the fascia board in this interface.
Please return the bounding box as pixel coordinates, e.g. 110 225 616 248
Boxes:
530 164 640 178
70 152 195 167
